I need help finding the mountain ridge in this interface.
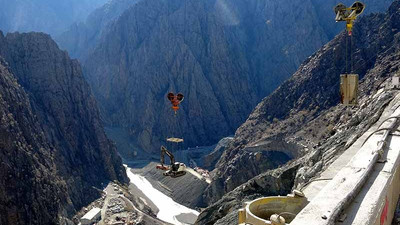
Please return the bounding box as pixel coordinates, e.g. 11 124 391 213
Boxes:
0 30 128 224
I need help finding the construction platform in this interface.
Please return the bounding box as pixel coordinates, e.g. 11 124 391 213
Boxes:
239 91 400 225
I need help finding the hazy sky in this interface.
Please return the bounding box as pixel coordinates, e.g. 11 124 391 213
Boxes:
0 0 109 36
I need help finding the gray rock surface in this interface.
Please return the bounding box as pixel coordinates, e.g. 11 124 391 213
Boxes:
0 31 128 224
197 161 300 225
198 1 400 223
0 0 108 36
0 57 69 225
83 0 392 160
203 137 233 171
56 0 142 60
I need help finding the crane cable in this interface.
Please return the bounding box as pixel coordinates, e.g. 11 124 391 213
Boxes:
344 30 354 74
167 0 187 153
351 32 354 73
340 31 399 75
346 32 349 74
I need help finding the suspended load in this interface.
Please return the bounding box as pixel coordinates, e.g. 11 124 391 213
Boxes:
392 75 399 89
167 92 184 114
340 74 359 105
166 137 184 143
157 92 186 178
334 1 365 36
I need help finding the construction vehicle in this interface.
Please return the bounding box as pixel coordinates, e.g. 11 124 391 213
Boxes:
156 146 187 178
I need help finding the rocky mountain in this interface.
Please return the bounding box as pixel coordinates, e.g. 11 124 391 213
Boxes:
0 57 69 225
0 31 127 224
56 0 142 60
197 1 400 223
0 0 108 36
83 0 392 159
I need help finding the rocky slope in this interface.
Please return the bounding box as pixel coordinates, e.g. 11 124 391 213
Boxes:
134 162 209 209
197 1 400 223
0 31 128 224
0 57 70 225
83 0 392 159
56 0 142 60
202 137 233 171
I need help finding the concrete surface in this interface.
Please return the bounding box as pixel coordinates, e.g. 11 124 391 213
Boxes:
291 93 400 225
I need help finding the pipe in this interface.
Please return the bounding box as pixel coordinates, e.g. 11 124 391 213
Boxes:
326 110 400 224
361 128 400 147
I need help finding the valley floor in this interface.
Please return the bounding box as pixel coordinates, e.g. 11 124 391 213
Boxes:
125 165 200 225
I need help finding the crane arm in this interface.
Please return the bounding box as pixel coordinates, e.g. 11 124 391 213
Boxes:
160 146 175 166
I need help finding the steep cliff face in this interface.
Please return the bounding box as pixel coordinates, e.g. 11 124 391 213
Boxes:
198 1 400 223
0 57 70 225
0 31 128 224
83 0 392 158
56 0 142 60
0 0 108 36
85 0 257 156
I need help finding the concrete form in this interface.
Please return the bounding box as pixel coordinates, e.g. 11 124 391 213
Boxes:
340 74 359 106
237 92 400 225
238 194 308 225
392 76 399 89
81 207 101 225
291 92 400 225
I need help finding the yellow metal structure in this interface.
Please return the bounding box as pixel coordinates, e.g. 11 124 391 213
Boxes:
238 193 308 225
340 74 359 106
334 2 365 35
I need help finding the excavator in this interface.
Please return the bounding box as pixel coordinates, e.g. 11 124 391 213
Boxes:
156 146 187 178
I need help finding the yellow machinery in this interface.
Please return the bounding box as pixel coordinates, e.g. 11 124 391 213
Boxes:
340 74 359 105
238 191 308 225
334 1 365 36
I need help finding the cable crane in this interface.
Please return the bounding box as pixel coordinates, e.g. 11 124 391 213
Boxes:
334 1 365 36
334 1 365 106
156 93 186 178
155 0 189 178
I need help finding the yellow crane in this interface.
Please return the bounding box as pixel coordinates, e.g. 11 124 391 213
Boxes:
334 1 365 36
334 1 365 106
